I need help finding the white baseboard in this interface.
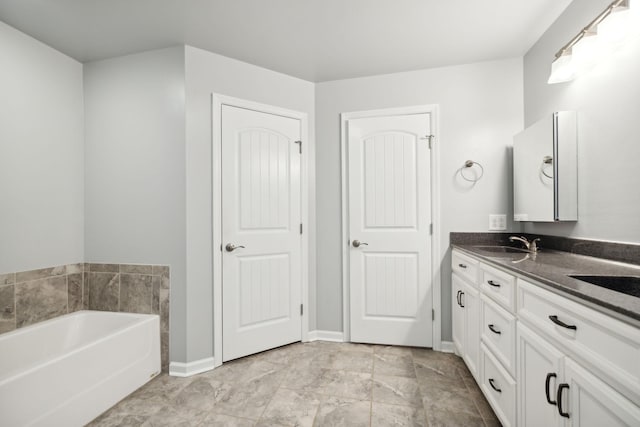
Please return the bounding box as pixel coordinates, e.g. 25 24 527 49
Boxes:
169 357 215 377
440 341 455 353
307 330 345 342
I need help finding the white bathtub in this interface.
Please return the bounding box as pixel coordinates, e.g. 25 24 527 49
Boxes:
0 310 160 426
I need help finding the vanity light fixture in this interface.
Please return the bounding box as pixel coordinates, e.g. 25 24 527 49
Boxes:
548 0 639 84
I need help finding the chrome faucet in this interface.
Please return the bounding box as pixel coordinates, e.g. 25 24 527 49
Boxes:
509 236 540 253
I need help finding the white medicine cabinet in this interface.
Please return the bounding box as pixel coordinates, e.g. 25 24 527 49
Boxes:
513 111 577 222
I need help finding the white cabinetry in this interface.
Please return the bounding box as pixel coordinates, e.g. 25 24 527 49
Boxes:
478 262 517 426
452 251 480 380
563 358 640 427
517 323 564 427
482 294 517 376
518 323 640 426
517 278 640 426
451 248 640 427
481 342 517 426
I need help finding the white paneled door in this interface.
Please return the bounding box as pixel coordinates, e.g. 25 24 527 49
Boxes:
347 113 432 347
221 105 302 362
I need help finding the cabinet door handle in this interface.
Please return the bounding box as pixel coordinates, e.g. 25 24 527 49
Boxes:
487 280 501 287
456 290 461 306
458 263 467 269
548 315 577 330
545 373 557 405
488 324 501 335
488 378 502 393
459 291 465 308
557 383 570 418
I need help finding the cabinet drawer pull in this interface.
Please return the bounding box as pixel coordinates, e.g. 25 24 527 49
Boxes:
548 315 577 330
545 373 557 405
458 263 467 269
488 324 501 335
488 378 502 393
557 383 570 418
487 280 501 287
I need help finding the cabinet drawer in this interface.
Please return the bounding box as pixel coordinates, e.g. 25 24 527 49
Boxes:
480 263 516 312
517 278 640 403
480 343 516 427
481 295 516 377
452 250 478 285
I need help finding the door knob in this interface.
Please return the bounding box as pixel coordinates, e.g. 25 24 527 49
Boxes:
352 240 368 248
225 243 245 252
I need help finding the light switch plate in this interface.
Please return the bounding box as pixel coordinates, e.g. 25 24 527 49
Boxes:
489 214 507 231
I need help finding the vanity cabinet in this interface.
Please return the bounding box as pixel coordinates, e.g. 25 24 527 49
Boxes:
479 263 518 427
451 248 640 427
452 251 481 380
517 323 564 427
517 321 640 427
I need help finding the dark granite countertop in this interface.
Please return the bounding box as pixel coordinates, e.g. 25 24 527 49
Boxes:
452 243 640 326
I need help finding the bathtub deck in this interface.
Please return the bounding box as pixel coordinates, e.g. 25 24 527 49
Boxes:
88 341 500 426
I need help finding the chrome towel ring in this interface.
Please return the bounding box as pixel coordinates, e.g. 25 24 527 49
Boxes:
460 160 484 182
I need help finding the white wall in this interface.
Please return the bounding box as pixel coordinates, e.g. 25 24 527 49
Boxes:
184 46 316 363
0 21 84 274
83 47 187 360
315 58 524 339
523 0 640 244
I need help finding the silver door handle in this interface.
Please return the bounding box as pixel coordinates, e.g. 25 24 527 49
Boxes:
225 243 245 252
352 240 368 248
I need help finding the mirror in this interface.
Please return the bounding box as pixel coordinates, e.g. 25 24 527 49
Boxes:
513 111 577 222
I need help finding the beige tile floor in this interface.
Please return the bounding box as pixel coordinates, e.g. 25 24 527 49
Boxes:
89 341 501 426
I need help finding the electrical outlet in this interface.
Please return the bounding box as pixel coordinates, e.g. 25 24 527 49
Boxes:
489 214 507 231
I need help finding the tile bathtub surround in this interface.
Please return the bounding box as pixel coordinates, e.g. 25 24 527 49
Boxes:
86 263 171 371
89 341 500 427
0 263 84 333
0 262 171 371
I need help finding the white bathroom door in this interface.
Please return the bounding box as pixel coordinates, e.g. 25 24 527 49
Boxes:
221 104 302 362
347 113 432 347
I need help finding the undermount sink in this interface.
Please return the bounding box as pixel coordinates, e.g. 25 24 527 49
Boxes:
568 275 640 298
473 245 530 254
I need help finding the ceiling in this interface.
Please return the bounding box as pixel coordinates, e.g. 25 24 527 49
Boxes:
0 0 572 82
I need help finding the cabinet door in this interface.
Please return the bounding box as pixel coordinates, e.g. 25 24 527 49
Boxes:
517 323 564 427
560 358 640 427
463 281 480 380
452 273 465 356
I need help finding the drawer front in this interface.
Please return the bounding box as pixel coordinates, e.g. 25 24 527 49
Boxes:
481 295 516 377
480 263 516 312
452 250 479 285
517 278 640 403
480 343 516 427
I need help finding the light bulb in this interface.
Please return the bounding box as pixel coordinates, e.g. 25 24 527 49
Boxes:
572 33 605 75
548 54 575 84
598 5 631 49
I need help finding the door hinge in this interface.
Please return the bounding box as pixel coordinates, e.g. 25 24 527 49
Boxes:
300 304 304 315
294 140 302 154
432 309 435 321
421 135 435 149
300 223 303 234
429 223 433 235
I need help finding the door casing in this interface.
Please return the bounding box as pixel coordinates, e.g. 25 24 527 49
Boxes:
212 94 310 367
340 105 442 350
